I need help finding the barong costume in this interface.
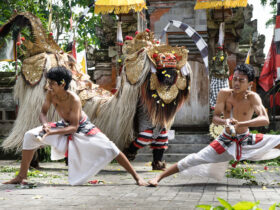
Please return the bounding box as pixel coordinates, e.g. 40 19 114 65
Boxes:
22 116 120 185
177 130 280 180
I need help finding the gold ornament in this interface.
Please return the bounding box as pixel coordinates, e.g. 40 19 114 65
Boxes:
22 53 46 86
124 49 146 85
150 73 159 90
156 84 179 104
209 123 224 139
6 12 61 57
176 72 187 90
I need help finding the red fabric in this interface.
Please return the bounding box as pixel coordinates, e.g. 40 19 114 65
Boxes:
87 127 100 135
142 129 153 134
133 141 143 148
259 40 276 92
270 93 280 107
137 137 153 142
210 140 226 154
160 130 167 134
71 40 77 59
222 134 250 167
255 133 264 143
48 122 57 128
276 16 280 28
64 135 73 158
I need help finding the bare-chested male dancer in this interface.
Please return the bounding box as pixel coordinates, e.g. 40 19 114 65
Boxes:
149 64 280 186
4 66 146 186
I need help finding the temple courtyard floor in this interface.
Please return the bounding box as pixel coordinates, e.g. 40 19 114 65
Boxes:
0 160 280 209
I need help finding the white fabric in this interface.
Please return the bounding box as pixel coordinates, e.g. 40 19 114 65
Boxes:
150 62 157 73
180 63 190 77
177 131 280 180
117 21 123 43
177 145 232 180
218 22 225 47
22 126 120 185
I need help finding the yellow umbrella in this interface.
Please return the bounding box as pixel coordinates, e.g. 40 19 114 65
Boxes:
194 0 247 10
94 0 147 14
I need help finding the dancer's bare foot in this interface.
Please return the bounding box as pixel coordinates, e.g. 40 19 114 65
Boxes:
136 176 148 186
3 175 25 184
148 177 159 187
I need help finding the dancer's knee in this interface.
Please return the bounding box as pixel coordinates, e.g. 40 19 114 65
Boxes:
22 131 38 150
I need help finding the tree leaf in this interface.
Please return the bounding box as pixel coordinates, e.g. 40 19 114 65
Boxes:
233 201 256 210
217 198 233 210
195 204 212 210
269 203 276 210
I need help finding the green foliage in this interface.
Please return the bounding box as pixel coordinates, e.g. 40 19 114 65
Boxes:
37 146 52 162
0 0 101 52
196 197 278 210
250 129 280 135
217 198 233 210
0 61 22 72
0 166 18 173
15 169 61 178
226 166 256 180
259 0 277 27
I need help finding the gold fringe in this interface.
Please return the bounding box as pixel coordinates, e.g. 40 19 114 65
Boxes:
194 0 247 10
94 4 147 14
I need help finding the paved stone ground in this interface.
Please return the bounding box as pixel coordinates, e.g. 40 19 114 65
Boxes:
0 160 280 210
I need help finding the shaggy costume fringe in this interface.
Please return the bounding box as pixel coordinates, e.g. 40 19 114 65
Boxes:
140 75 190 129
88 50 151 150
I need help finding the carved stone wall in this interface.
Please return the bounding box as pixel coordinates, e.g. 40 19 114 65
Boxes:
0 72 17 137
207 4 265 83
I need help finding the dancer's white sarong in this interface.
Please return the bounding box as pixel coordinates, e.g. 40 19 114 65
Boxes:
177 130 280 180
22 119 120 185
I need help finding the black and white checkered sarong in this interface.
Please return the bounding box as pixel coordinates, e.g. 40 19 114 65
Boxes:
210 77 229 108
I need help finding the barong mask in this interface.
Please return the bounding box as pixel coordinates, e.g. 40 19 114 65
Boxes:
147 45 190 105
122 30 191 127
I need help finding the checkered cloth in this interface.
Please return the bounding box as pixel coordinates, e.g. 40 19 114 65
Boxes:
160 20 208 74
210 76 229 108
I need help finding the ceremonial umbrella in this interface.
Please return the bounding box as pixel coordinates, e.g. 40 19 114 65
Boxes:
94 0 147 44
94 0 147 15
194 0 247 10
195 0 248 22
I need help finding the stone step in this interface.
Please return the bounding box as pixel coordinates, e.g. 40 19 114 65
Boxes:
134 153 189 162
138 143 208 154
170 134 210 144
132 133 211 162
